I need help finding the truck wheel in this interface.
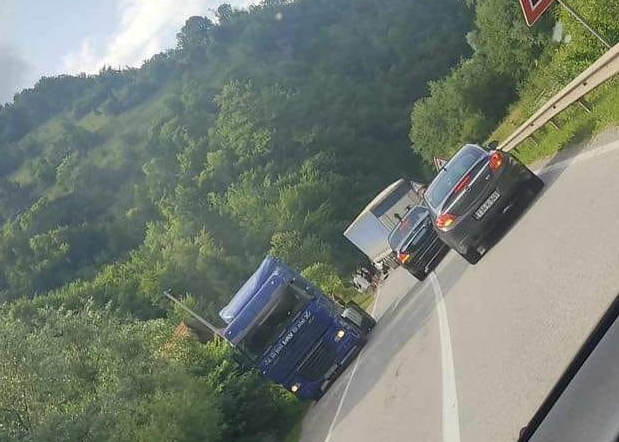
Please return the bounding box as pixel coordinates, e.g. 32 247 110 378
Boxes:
342 302 376 335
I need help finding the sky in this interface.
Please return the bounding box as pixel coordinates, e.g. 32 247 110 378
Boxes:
0 0 256 105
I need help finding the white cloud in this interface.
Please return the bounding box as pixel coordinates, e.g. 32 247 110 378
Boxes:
62 0 254 75
0 44 30 104
62 39 99 74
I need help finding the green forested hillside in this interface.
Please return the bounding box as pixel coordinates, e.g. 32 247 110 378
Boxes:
0 0 472 315
0 0 473 439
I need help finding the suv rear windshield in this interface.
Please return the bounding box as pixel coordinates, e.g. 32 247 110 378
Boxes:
388 206 427 250
425 145 485 209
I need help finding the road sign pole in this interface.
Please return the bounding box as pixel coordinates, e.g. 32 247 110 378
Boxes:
556 0 611 49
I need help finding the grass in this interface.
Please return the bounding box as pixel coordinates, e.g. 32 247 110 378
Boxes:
284 417 304 442
284 403 310 442
490 77 619 165
354 289 376 311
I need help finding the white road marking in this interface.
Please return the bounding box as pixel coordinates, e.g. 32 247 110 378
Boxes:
533 138 619 175
323 287 383 442
318 138 619 442
430 272 462 442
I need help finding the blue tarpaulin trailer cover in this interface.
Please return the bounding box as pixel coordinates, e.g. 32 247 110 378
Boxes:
219 256 286 324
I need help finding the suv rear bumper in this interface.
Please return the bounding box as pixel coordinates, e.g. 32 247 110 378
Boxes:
437 162 531 253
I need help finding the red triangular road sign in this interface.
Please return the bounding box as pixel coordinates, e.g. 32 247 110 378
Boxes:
519 0 555 26
434 157 448 172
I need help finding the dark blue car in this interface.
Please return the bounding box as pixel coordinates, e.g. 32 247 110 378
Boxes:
388 204 449 280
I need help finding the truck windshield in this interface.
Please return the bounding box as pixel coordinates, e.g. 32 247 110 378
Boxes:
240 284 312 359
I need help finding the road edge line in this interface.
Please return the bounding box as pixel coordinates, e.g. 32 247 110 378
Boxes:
430 272 462 442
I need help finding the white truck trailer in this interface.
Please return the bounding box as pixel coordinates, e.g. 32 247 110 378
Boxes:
344 179 423 273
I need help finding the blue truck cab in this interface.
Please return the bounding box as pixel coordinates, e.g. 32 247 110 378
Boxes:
219 256 375 400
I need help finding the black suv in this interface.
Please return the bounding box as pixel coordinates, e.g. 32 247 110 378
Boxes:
424 144 543 264
387 205 448 280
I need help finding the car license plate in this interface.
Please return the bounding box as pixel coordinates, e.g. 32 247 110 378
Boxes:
475 190 500 219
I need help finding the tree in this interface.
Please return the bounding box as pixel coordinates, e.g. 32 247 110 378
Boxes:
302 262 357 304
269 230 333 270
409 0 554 161
0 306 223 442
474 0 552 79
0 0 483 438
216 3 234 23
177 16 214 65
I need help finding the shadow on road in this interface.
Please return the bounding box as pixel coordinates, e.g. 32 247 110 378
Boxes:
481 134 591 253
320 256 469 432
527 124 594 187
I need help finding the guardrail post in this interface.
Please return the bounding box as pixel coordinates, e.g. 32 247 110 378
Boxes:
498 42 619 153
577 98 593 114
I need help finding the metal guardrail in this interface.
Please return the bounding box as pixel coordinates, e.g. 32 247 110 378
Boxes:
499 42 619 152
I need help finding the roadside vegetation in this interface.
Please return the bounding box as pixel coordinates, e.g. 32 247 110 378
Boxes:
507 79 619 164
410 0 619 165
2 0 618 439
0 0 472 440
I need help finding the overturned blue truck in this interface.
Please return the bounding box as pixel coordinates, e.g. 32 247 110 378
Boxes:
219 256 376 400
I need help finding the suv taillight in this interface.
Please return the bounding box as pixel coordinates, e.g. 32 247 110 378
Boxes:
454 174 472 194
397 252 411 263
436 213 456 231
489 151 503 171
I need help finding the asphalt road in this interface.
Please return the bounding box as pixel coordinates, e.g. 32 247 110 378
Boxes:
299 133 619 442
